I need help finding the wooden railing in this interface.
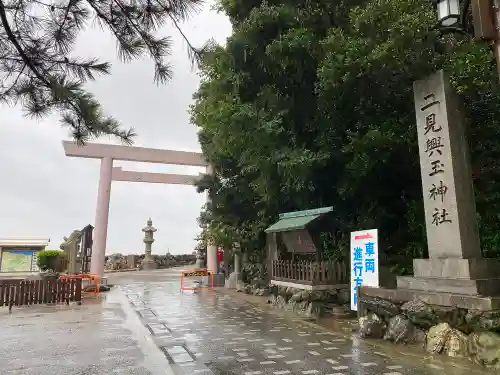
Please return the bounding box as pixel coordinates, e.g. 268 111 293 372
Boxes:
271 260 349 285
0 278 82 308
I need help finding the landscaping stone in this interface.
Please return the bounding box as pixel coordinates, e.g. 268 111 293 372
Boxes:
401 299 438 329
309 290 325 302
359 295 399 321
253 287 270 297
469 331 500 369
443 329 469 358
467 309 500 333
270 295 287 309
289 291 303 302
412 328 427 346
269 284 279 296
337 288 350 304
426 322 452 354
265 286 349 319
243 285 252 294
383 314 415 344
435 306 469 333
359 313 386 339
356 293 500 368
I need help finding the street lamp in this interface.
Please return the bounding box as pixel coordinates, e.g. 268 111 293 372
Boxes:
435 0 462 29
431 0 500 79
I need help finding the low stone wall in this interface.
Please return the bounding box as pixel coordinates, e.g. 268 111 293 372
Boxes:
358 295 500 369
236 282 350 320
104 253 196 271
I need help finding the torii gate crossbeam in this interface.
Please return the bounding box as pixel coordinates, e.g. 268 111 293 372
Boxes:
62 141 218 278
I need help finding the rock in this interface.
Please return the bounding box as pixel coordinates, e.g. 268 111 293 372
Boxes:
466 310 500 333
426 322 452 354
278 286 292 298
358 295 399 321
293 301 323 320
269 284 279 296
412 328 427 345
309 290 326 302
383 314 415 344
443 329 469 358
337 289 350 305
359 313 386 339
300 290 309 300
236 282 245 292
435 306 469 333
253 288 270 297
251 277 267 289
469 331 500 369
401 300 438 329
289 291 303 303
243 285 252 294
272 295 287 309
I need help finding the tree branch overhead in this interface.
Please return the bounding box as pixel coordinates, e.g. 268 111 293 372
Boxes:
0 0 207 144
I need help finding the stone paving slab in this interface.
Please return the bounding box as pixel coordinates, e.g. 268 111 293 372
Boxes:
0 269 489 375
0 292 157 375
114 270 486 375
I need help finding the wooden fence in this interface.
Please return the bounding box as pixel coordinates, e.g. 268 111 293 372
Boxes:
271 260 349 285
0 278 82 308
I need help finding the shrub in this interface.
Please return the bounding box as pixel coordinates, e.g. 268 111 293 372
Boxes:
37 250 63 271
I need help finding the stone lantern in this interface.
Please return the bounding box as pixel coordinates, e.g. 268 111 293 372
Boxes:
141 218 158 270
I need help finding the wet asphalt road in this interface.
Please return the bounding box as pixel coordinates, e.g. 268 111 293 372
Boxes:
0 268 489 375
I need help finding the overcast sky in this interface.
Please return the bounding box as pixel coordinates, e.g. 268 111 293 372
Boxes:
0 2 231 255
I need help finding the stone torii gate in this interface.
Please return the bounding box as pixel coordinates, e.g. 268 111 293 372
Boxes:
62 141 219 278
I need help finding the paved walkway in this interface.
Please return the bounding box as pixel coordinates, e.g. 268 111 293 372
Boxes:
0 268 488 375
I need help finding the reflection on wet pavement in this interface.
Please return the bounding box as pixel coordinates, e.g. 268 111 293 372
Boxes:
114 269 486 375
0 293 155 375
0 269 490 375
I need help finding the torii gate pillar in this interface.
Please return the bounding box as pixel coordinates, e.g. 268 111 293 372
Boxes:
92 156 113 276
62 141 220 279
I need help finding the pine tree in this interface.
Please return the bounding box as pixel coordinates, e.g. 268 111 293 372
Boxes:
0 0 209 144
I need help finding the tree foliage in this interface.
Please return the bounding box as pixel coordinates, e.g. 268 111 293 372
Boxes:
0 0 209 143
191 0 500 271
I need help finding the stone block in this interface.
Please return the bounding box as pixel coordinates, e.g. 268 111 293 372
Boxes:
397 276 500 296
413 70 481 260
359 285 500 311
413 258 500 279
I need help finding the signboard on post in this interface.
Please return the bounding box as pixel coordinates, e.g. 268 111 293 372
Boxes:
350 229 379 311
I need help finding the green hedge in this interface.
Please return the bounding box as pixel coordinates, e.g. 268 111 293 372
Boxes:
37 250 63 271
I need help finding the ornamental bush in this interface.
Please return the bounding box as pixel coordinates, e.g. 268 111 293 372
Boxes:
37 250 63 271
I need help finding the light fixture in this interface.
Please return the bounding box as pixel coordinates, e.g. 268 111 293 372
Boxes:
435 0 461 27
431 0 474 35
430 0 500 81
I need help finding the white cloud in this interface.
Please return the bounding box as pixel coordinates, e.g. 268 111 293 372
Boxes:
0 3 232 255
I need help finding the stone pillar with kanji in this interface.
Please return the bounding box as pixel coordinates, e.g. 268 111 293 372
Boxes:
397 70 500 298
141 218 158 270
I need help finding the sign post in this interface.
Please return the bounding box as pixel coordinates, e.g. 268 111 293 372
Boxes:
350 229 379 311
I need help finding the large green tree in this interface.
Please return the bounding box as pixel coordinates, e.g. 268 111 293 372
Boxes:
0 0 208 143
192 0 500 271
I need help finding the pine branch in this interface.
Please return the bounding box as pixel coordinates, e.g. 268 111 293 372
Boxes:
0 0 210 144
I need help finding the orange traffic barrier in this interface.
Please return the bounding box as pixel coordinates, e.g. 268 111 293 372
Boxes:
59 274 100 297
180 268 214 291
